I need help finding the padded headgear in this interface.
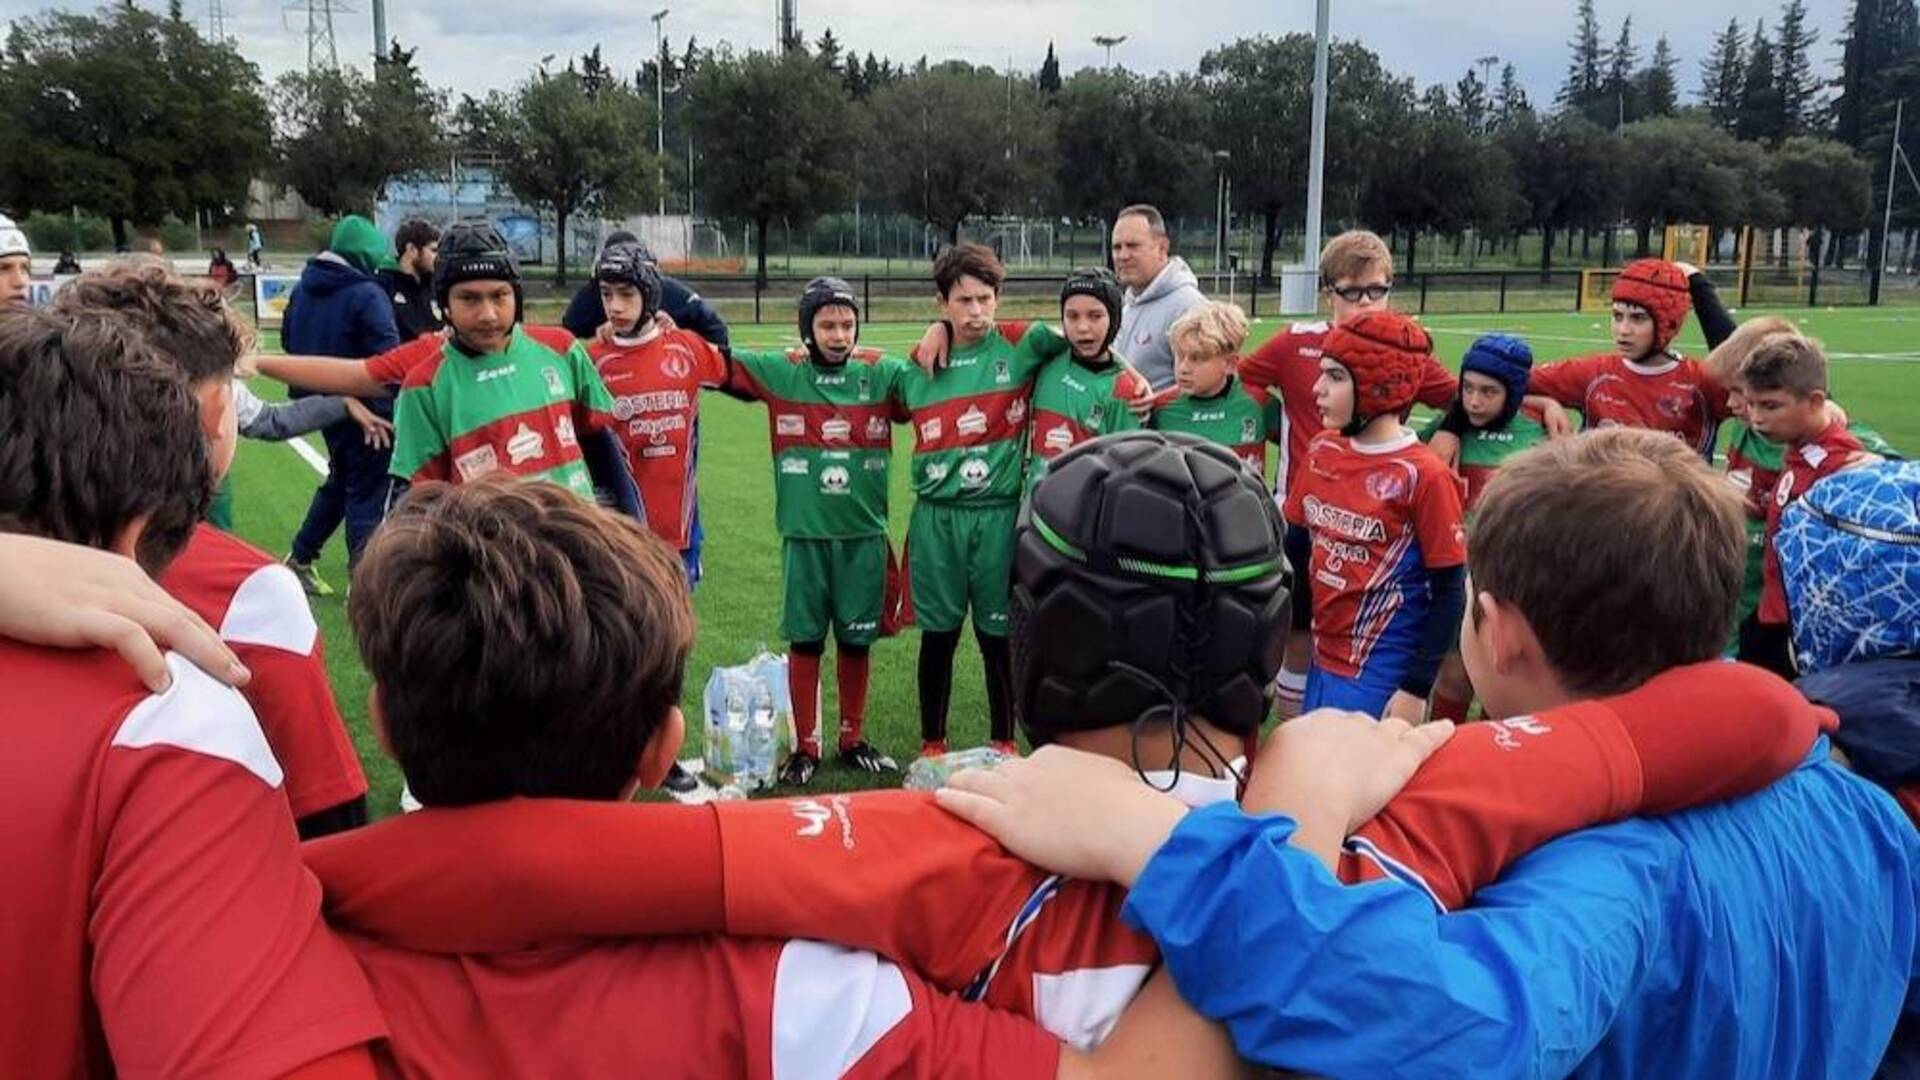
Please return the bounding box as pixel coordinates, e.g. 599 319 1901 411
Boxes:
0 215 28 261
1778 461 1920 675
433 220 522 323
1059 266 1124 357
798 276 860 364
594 240 663 331
1012 430 1291 752
1322 309 1433 437
1460 333 1535 430
1611 258 1692 353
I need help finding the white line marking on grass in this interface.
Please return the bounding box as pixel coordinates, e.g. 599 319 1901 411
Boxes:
288 435 329 476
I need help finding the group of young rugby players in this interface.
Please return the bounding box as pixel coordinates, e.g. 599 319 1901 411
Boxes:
1 208 1917 1077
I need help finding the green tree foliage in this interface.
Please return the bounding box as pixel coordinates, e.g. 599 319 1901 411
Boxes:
1700 20 1747 130
1038 43 1062 95
1199 34 1409 280
0 2 269 248
272 42 446 218
1499 112 1623 277
1834 0 1919 149
1635 36 1680 119
1737 20 1787 143
1558 0 1607 114
867 62 1055 243
464 59 656 284
1051 69 1209 232
1360 86 1498 273
1773 0 1821 135
686 49 857 283
1772 136 1873 283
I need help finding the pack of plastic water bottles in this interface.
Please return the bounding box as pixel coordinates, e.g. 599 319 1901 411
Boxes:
702 648 795 793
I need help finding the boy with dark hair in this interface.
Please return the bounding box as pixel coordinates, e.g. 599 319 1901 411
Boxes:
305 431 1821 1056
587 239 730 587
309 475 1242 1078
562 231 732 348
902 242 1067 757
0 308 385 1078
722 277 913 783
380 217 442 340
251 221 641 517
52 263 370 838
1742 333 1877 677
1023 267 1148 493
283 215 404 585
1284 309 1468 721
1150 301 1280 479
954 428 1916 1078
1422 333 1548 721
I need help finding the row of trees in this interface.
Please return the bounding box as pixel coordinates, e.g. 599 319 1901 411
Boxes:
0 1 1891 285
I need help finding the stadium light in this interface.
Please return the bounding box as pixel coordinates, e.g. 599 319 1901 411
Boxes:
653 8 670 218
1092 35 1127 70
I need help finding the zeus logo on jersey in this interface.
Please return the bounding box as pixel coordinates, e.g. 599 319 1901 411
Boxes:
475 364 519 383
1302 495 1388 542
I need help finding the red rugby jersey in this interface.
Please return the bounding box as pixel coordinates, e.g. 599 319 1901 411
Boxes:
1759 421 1867 626
589 328 731 551
1282 430 1468 678
1527 352 1730 458
160 523 366 821
1240 320 1457 495
0 644 382 1078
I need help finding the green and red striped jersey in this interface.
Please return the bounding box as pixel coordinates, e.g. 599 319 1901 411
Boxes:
898 322 1066 504
1024 354 1148 495
727 346 914 540
388 325 614 502
1149 375 1282 481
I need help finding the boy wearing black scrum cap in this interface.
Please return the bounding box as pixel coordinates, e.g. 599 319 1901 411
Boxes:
252 220 641 518
1022 268 1149 495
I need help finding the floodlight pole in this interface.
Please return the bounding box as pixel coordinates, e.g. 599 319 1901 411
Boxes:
653 8 670 218
1303 0 1330 270
1879 98 1904 305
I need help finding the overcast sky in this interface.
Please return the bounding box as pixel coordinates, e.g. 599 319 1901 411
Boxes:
1 0 1851 105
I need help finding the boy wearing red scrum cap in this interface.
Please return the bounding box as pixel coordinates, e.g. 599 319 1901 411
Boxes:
1526 258 1731 457
1283 310 1467 721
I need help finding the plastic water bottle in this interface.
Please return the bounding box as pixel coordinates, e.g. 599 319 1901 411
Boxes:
903 746 1013 792
747 680 777 790
721 681 750 787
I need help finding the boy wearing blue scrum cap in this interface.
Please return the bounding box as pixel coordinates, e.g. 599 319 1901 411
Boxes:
1422 334 1547 722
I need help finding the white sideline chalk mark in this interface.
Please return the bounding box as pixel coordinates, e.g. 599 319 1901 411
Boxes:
288 435 329 476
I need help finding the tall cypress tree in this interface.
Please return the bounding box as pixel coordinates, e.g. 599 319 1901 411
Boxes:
1557 0 1606 113
1600 16 1638 126
1834 0 1920 148
1637 35 1680 118
1774 0 1821 134
1737 20 1786 142
1700 20 1747 129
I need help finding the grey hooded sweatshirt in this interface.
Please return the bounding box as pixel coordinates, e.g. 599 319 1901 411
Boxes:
1117 256 1208 390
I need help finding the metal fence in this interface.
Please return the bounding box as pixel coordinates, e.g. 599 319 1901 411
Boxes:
193 263 1920 338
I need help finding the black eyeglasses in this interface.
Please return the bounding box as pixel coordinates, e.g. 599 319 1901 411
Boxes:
1327 283 1393 303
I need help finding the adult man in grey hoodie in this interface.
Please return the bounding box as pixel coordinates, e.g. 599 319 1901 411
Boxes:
1112 204 1207 390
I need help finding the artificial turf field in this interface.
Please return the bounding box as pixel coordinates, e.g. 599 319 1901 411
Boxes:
228 304 1920 816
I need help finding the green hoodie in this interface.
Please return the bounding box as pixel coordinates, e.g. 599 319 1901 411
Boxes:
329 215 395 276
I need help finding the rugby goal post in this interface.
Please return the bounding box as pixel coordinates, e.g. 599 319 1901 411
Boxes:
1578 226 1754 313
